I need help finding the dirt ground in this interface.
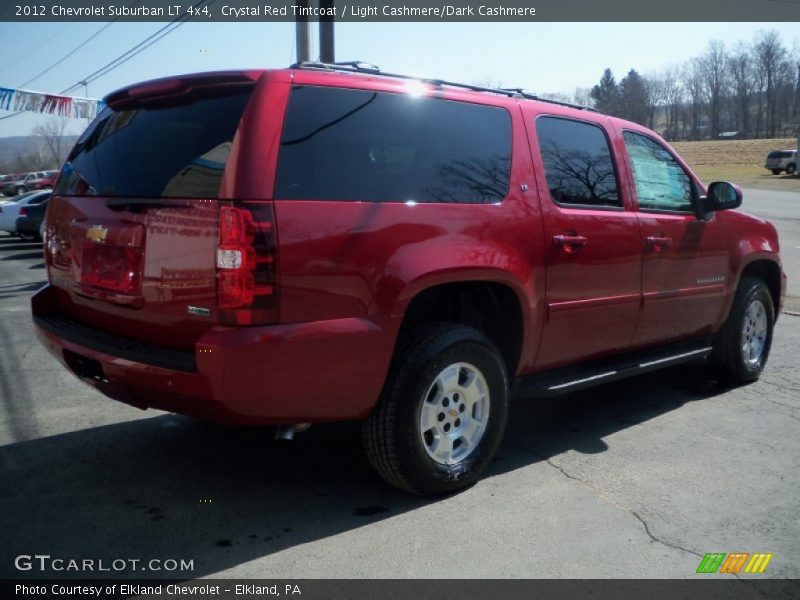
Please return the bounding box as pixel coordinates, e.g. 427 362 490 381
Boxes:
671 137 800 191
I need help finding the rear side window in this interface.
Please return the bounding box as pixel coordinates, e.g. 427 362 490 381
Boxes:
275 86 511 203
768 151 793 159
55 90 252 198
535 116 620 208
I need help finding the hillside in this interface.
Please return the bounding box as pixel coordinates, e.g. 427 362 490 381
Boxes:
0 135 78 171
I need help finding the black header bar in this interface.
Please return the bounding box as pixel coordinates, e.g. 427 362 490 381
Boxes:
2 0 799 22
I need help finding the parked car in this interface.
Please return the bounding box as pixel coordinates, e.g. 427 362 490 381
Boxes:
33 64 786 495
28 170 60 190
15 198 48 241
0 189 50 234
765 149 797 175
0 173 24 195
1 171 47 196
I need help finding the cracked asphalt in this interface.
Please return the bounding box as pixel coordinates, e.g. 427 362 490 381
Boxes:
1 187 798 579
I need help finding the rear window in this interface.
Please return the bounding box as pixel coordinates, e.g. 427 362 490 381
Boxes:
55 90 251 198
275 85 512 203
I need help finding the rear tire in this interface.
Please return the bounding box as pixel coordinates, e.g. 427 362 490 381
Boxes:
363 323 509 495
771 169 781 175
709 277 774 385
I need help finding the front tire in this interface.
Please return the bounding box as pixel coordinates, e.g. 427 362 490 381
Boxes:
710 277 775 384
363 323 509 495
786 163 796 175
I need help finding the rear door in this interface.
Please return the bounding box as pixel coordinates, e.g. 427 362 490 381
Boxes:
619 129 728 347
523 111 642 369
45 76 256 351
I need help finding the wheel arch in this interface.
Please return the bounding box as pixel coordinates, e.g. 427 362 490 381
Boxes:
396 279 528 377
738 258 783 319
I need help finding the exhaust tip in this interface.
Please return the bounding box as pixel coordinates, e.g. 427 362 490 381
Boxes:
274 423 311 441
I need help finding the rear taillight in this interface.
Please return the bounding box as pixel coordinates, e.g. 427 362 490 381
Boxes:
19 207 28 216
216 201 278 325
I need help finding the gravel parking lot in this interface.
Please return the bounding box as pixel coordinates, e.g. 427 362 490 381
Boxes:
1 188 798 579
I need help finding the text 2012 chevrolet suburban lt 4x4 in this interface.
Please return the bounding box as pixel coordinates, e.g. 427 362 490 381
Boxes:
33 63 787 495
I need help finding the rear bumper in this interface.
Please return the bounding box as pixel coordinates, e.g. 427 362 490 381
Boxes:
32 285 398 424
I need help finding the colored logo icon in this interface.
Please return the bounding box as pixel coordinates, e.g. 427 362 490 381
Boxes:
696 553 773 574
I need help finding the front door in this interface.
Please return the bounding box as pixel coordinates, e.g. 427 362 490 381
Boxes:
619 129 729 347
525 113 642 370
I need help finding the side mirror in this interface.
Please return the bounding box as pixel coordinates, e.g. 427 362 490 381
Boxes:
706 181 742 211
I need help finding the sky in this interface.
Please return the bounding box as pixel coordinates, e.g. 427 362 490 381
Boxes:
0 21 797 137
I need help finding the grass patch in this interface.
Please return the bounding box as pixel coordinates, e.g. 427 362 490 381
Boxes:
671 137 799 191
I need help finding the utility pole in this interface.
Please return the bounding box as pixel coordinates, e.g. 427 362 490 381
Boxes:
295 0 312 63
319 0 335 63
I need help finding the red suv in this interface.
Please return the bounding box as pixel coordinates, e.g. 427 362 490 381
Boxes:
33 63 786 495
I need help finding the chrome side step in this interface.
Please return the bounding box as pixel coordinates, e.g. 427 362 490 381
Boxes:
513 339 714 399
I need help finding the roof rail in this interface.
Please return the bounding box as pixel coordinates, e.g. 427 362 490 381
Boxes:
290 61 598 112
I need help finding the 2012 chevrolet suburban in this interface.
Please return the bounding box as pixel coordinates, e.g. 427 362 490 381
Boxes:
32 63 787 495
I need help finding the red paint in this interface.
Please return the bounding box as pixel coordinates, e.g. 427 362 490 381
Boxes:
32 67 786 424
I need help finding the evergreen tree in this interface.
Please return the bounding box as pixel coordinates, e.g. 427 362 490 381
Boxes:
619 69 649 125
591 68 619 115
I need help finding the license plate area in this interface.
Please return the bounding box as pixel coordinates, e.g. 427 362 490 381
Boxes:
79 242 143 293
69 219 145 306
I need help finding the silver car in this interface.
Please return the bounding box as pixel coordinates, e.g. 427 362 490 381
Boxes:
765 149 797 175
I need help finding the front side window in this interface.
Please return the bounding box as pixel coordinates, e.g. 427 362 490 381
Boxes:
623 131 695 213
275 86 512 204
535 116 620 208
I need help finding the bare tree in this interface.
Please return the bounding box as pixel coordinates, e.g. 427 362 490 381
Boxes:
682 58 705 140
754 30 788 138
729 42 755 137
643 73 666 130
660 66 684 140
572 86 594 108
33 117 70 168
539 91 573 103
699 40 729 137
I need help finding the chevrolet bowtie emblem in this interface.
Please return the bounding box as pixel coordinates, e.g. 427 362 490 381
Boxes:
86 225 108 243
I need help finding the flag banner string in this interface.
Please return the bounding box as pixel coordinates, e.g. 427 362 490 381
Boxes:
0 85 105 119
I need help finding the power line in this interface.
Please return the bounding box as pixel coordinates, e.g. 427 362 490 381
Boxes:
16 0 143 90
0 0 215 123
18 21 119 89
62 0 218 93
0 24 73 75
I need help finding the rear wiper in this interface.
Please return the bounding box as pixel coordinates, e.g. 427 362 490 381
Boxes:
105 198 189 211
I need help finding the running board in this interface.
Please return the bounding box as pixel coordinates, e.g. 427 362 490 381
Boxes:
513 338 714 399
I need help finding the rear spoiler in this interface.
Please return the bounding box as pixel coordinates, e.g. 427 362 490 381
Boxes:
104 71 262 110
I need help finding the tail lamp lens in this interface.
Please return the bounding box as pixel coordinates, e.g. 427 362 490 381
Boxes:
216 202 277 325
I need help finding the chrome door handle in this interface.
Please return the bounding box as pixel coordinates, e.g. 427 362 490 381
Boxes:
646 235 672 252
553 234 587 254
553 234 587 246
